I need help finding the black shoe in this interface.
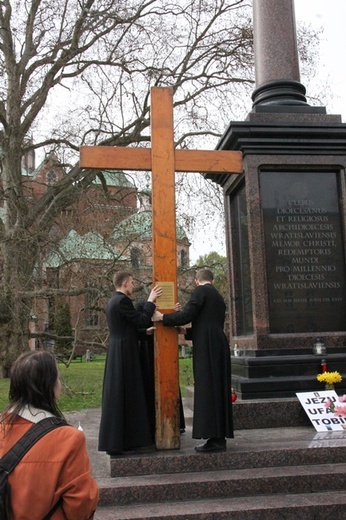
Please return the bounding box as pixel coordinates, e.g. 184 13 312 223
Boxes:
195 438 226 453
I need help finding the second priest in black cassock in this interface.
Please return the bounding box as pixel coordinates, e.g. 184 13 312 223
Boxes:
153 268 233 452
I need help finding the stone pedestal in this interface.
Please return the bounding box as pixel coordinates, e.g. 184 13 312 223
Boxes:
214 111 346 398
231 348 346 400
210 0 346 399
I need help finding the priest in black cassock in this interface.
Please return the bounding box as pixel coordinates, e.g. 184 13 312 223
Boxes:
153 268 233 452
98 271 162 455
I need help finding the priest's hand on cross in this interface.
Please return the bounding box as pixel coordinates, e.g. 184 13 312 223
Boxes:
152 310 164 322
148 286 163 302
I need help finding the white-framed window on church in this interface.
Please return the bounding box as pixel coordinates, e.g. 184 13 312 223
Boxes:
130 247 143 268
180 249 187 267
47 296 56 331
47 170 57 185
46 267 59 330
85 289 99 328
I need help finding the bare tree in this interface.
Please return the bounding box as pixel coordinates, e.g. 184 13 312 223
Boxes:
0 0 320 375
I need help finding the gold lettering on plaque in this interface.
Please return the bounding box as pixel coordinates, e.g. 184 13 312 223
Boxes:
156 281 175 309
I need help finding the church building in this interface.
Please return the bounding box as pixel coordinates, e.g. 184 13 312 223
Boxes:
2 149 191 355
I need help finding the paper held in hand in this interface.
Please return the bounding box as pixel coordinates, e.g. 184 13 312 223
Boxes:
296 390 346 432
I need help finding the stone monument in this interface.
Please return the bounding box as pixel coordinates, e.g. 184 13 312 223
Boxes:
214 0 346 399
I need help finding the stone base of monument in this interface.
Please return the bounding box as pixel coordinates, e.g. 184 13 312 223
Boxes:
67 408 346 519
97 422 346 519
185 386 311 429
231 349 346 400
232 397 311 429
80 404 346 519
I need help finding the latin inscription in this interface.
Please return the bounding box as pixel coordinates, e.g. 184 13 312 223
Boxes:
261 172 346 333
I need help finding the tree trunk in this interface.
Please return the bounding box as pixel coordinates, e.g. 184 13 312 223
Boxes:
0 228 37 376
0 140 37 377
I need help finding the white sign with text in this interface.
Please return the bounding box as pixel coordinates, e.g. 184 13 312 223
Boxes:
296 390 346 432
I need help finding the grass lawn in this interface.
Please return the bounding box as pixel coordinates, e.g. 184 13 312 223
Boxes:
179 358 194 394
0 356 193 413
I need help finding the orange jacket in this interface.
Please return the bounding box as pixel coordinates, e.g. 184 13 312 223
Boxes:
0 416 99 520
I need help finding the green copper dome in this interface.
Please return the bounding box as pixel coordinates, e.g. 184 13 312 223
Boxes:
111 210 189 242
92 170 135 188
45 229 123 267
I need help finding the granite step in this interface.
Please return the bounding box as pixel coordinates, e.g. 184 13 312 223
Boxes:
100 427 346 518
64 409 346 520
94 491 346 519
98 463 346 506
110 440 346 477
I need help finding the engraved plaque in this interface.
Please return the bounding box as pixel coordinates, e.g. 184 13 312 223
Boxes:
156 281 175 309
261 171 346 333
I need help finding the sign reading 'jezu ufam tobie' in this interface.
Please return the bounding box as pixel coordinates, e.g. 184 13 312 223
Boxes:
296 391 346 432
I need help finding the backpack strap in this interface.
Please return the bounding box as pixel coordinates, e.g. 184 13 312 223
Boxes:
0 417 67 475
0 416 68 518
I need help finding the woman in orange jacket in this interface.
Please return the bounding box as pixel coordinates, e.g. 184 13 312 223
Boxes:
0 350 99 519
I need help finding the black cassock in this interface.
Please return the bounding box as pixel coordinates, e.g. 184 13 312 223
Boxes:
98 291 155 453
162 284 233 440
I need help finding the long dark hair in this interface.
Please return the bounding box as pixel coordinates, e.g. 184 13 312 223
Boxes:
0 350 64 428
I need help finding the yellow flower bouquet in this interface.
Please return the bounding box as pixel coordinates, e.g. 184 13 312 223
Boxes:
317 371 342 390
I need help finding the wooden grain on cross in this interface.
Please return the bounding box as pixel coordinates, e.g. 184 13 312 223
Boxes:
80 87 242 450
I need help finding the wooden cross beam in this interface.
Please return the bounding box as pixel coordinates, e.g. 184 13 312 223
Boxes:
80 87 242 450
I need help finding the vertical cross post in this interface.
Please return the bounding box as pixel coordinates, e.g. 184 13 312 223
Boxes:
151 88 179 448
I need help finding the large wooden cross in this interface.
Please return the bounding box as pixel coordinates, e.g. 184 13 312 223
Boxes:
80 87 242 450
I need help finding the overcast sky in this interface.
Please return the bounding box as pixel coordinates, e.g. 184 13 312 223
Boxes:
294 0 346 121
190 1 346 262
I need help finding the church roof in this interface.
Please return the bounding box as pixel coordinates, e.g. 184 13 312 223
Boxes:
45 229 123 267
29 158 134 189
111 210 189 242
92 170 135 188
